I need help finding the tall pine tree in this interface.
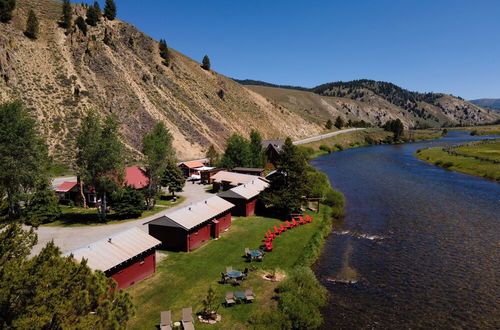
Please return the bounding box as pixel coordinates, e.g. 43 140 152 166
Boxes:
249 130 265 168
24 9 39 39
201 55 211 70
158 39 170 66
0 0 16 23
85 1 100 26
60 0 72 30
104 0 116 20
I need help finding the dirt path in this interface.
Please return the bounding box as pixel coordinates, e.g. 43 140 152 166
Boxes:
293 128 365 145
31 182 212 255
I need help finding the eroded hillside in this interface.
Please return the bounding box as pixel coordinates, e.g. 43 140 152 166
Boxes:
0 0 320 162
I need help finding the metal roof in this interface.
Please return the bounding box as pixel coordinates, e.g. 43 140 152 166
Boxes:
179 160 205 169
212 171 260 185
55 181 78 192
125 166 149 189
218 179 269 200
148 196 235 230
63 227 161 272
262 140 284 151
232 167 265 173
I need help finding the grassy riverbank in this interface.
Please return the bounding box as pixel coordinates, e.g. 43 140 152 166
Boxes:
127 206 335 329
299 128 442 158
415 139 500 181
449 124 500 136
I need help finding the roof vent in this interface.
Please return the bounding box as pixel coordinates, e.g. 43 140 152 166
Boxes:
205 200 207 204
108 238 112 243
189 207 192 211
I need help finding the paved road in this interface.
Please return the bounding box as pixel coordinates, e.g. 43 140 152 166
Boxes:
293 128 365 145
31 182 212 255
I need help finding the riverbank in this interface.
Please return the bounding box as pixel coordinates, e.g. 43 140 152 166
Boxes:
415 138 500 181
450 124 500 136
298 127 443 158
127 204 338 329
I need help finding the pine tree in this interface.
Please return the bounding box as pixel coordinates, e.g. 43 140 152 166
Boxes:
142 122 174 209
23 184 61 226
60 0 72 29
110 186 145 219
24 9 39 39
325 119 333 130
85 2 99 26
104 0 116 20
201 55 211 70
334 116 345 129
205 145 219 167
161 162 185 197
249 130 265 168
75 16 87 35
158 39 170 67
0 0 16 23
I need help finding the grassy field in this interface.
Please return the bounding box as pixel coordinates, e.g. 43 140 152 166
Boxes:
127 207 331 329
415 140 500 181
450 124 500 136
43 196 185 227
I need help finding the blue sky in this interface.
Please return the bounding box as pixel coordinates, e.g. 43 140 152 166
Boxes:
90 0 499 99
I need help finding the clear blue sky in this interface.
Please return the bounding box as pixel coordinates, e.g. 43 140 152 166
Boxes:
90 0 499 99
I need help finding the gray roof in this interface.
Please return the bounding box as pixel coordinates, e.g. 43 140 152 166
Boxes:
218 179 269 200
262 140 284 151
148 196 235 230
212 171 259 186
232 167 265 173
63 227 161 272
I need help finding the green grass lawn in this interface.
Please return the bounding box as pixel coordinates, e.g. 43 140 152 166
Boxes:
415 145 500 181
455 141 500 162
44 196 185 227
127 208 329 329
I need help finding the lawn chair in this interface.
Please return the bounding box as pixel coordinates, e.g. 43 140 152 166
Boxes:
226 266 233 273
245 248 250 256
285 220 293 229
160 310 172 330
292 218 299 227
221 272 229 283
279 223 287 232
264 242 273 252
267 229 275 238
273 225 281 235
256 254 263 262
306 215 313 223
181 307 195 330
245 288 255 303
230 277 240 286
298 216 306 224
225 292 236 306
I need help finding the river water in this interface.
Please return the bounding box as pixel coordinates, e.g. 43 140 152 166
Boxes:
311 131 499 329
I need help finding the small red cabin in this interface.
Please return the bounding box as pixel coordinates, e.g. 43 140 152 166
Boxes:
147 196 234 252
64 227 161 289
178 160 206 177
217 178 269 216
211 171 261 192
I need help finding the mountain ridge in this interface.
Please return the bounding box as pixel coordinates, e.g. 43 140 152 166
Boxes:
469 98 500 110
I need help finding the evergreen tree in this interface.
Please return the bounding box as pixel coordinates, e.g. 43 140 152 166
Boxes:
75 111 125 221
161 162 185 197
261 137 309 216
104 0 116 20
383 118 404 141
23 185 61 227
219 133 252 169
201 55 211 70
142 122 174 209
0 101 49 220
334 116 345 129
325 119 333 130
85 2 99 26
0 0 15 23
60 0 72 29
24 9 39 39
75 16 87 35
110 186 145 219
0 224 134 328
158 39 170 66
249 130 265 168
205 145 219 167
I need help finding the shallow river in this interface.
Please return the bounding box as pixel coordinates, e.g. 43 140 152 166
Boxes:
311 131 499 329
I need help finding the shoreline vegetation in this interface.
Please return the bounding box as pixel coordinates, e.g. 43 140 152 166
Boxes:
415 138 500 181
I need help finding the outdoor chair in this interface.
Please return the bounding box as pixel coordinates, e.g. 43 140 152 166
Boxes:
257 254 263 262
299 216 306 224
273 226 281 235
182 307 195 330
245 288 255 303
230 278 240 286
226 266 233 273
306 215 313 223
225 292 236 306
160 310 172 330
245 248 250 256
221 272 229 283
292 218 299 227
279 223 287 232
286 220 292 229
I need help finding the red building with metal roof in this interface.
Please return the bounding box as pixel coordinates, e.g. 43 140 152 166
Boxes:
147 196 234 251
64 227 161 289
217 179 269 216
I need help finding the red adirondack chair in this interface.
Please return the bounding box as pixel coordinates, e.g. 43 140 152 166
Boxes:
267 229 275 239
286 220 293 229
279 223 287 232
273 225 281 235
298 216 306 224
292 218 299 227
265 242 273 251
306 215 313 223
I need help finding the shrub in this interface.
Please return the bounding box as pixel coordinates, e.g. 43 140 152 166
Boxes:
324 188 345 218
364 135 375 145
111 186 145 219
434 160 443 166
319 144 331 153
334 143 343 151
24 187 62 226
442 162 453 168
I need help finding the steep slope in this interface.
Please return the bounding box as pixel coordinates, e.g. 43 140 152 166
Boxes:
241 80 499 128
469 99 500 110
0 0 320 162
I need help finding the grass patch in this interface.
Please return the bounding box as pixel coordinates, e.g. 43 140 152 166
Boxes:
43 196 185 227
127 207 332 329
415 145 500 181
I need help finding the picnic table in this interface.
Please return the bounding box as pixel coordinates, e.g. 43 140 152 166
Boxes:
248 250 263 257
227 270 243 278
234 291 245 301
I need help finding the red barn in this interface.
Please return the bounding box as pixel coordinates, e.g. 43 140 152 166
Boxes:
178 160 205 177
218 178 269 216
147 196 234 251
64 228 161 289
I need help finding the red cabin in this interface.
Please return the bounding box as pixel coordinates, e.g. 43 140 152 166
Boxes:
217 178 269 216
64 227 161 289
147 196 234 252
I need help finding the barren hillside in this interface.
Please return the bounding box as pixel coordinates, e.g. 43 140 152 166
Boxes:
0 0 320 162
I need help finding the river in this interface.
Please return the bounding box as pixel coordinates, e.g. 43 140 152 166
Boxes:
311 131 500 329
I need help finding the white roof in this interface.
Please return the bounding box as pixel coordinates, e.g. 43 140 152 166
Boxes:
63 227 161 272
218 179 269 200
193 166 216 171
212 171 260 185
150 196 235 230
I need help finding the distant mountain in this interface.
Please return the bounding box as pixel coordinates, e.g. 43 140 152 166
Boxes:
242 79 500 128
233 79 309 91
469 99 500 110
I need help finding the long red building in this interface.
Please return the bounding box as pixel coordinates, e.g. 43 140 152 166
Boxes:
217 178 269 216
147 196 234 251
64 227 161 289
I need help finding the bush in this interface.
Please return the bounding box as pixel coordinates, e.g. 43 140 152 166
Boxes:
111 186 145 219
324 188 345 218
319 144 331 153
24 187 62 226
442 162 453 168
364 135 376 145
305 168 330 198
434 160 443 166
296 145 315 159
277 267 327 329
334 143 343 151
